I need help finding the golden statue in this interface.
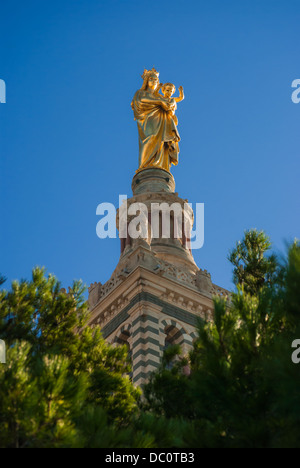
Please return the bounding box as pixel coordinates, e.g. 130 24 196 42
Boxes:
131 68 184 173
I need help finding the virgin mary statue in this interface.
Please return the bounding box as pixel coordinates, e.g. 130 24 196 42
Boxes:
131 68 180 173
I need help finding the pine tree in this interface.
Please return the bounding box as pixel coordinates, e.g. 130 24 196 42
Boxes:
2 235 299 447
143 234 300 448
0 342 87 448
0 268 143 447
228 229 278 295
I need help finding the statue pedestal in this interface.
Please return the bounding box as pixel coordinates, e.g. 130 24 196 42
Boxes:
132 168 175 195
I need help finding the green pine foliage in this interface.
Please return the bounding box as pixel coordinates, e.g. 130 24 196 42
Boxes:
0 268 144 448
228 229 278 295
143 232 300 448
1 230 300 448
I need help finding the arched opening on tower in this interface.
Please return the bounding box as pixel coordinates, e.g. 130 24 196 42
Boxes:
114 329 132 379
163 324 185 370
164 324 183 349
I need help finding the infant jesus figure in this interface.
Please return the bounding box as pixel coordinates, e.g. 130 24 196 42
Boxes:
156 82 184 126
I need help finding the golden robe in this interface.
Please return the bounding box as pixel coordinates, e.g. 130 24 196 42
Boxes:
132 90 180 172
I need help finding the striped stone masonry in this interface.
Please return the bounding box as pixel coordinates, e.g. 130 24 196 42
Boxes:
88 168 230 387
87 258 226 387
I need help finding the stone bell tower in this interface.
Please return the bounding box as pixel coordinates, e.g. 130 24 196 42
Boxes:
87 168 229 387
88 67 229 386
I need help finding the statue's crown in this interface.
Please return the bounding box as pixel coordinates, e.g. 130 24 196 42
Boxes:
141 67 159 80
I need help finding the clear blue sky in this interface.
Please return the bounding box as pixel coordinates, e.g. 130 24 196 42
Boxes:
0 0 299 293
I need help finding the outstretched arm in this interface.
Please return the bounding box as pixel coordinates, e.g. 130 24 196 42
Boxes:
154 83 164 97
174 86 184 103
